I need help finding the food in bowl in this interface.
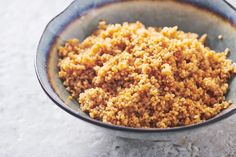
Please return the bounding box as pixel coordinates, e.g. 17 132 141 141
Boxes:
57 21 236 128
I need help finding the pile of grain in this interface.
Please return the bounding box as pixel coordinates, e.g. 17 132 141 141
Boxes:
58 21 236 128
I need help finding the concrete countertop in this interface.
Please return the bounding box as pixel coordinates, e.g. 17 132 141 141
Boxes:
0 0 236 157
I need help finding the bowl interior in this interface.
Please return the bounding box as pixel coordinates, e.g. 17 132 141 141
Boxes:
37 0 236 130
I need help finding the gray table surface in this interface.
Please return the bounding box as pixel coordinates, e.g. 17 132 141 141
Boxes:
0 0 236 157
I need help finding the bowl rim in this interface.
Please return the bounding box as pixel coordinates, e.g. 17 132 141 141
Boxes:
35 0 236 133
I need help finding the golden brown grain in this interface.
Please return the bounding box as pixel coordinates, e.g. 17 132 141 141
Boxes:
58 21 236 128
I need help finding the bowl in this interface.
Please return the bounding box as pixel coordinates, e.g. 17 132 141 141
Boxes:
35 0 236 140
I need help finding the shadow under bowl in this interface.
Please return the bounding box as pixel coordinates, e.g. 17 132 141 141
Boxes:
35 0 236 139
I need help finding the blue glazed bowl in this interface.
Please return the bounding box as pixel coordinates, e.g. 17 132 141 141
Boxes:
35 0 236 139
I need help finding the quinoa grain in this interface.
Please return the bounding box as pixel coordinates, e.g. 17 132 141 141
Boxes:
58 21 236 128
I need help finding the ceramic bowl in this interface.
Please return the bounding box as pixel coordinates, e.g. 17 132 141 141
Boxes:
35 0 236 140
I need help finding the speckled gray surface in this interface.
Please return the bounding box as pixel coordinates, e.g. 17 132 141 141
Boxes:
1 0 236 157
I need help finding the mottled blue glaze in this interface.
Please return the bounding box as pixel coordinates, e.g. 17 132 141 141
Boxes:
35 0 236 136
183 0 236 24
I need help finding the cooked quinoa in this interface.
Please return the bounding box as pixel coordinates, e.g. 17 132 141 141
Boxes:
58 21 236 128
